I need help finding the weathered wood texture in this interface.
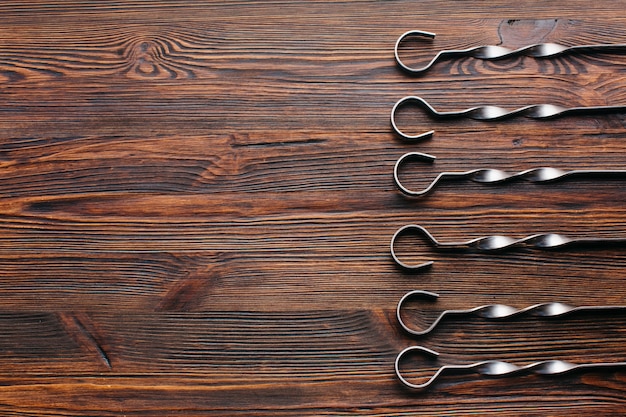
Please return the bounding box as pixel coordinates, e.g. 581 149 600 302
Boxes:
1 1 626 415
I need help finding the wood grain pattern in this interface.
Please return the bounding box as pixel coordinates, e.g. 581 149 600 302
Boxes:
2 2 626 415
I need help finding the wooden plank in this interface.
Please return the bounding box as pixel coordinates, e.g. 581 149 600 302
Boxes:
0 312 624 414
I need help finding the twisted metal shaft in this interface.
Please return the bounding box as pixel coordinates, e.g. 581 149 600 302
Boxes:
394 152 626 197
395 346 626 390
391 224 626 271
395 30 626 74
391 96 626 140
397 290 626 336
393 95 626 123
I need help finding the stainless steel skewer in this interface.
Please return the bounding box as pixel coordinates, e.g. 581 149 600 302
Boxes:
395 30 626 75
395 346 626 390
394 152 626 197
391 224 626 271
391 96 626 139
397 290 626 336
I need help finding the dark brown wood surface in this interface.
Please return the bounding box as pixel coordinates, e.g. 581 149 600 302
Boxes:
2 2 626 415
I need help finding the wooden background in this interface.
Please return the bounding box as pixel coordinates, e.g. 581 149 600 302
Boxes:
1 1 626 415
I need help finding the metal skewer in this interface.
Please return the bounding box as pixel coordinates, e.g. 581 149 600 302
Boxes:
394 152 626 197
395 345 626 390
391 96 626 140
391 224 626 271
395 30 626 75
397 290 626 336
